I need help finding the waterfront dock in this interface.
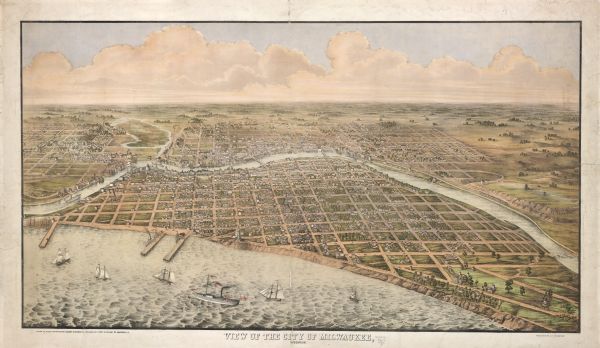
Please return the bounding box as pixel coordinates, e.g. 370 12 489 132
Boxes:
141 231 166 256
39 219 60 248
163 232 191 262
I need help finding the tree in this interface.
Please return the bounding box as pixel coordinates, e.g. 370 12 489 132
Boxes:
541 288 553 308
505 279 514 293
525 267 532 276
519 286 526 296
563 303 575 314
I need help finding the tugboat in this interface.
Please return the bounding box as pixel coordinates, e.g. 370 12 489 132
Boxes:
95 264 110 281
259 281 285 301
349 287 360 303
154 267 175 284
53 248 71 266
194 275 240 306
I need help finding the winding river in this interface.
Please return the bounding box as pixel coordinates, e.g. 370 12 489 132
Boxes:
23 150 578 273
115 118 173 156
24 119 172 215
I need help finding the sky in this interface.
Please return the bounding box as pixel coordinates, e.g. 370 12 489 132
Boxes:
22 22 580 105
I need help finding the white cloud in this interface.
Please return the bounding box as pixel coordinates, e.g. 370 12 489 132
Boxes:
23 26 578 104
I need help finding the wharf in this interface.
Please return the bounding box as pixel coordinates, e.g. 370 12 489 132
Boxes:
163 232 191 262
141 231 166 256
39 219 60 248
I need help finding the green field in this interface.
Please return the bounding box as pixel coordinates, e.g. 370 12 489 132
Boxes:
120 120 169 147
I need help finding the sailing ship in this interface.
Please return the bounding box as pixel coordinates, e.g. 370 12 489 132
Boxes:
349 287 360 303
53 248 71 266
259 281 285 301
194 275 240 306
154 267 175 284
95 264 110 280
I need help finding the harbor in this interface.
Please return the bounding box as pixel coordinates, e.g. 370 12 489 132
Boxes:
30 150 577 273
23 225 503 330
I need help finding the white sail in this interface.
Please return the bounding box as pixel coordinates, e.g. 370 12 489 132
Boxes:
95 265 110 280
153 268 165 281
260 283 284 300
154 268 173 282
259 288 271 298
54 249 64 264
276 286 285 300
349 288 359 302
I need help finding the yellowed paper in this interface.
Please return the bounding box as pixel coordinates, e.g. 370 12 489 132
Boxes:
2 1 599 347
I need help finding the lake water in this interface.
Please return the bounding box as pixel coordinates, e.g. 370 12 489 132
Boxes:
23 225 503 330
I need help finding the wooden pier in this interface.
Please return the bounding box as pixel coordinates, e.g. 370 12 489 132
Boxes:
163 232 191 262
140 231 166 256
39 219 60 248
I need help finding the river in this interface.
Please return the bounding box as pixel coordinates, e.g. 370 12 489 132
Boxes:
364 162 578 273
23 151 578 273
23 160 152 216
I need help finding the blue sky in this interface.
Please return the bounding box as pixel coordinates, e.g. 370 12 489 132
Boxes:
22 22 580 77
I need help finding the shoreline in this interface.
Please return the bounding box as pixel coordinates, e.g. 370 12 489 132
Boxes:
23 150 577 273
219 238 552 332
29 222 549 332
